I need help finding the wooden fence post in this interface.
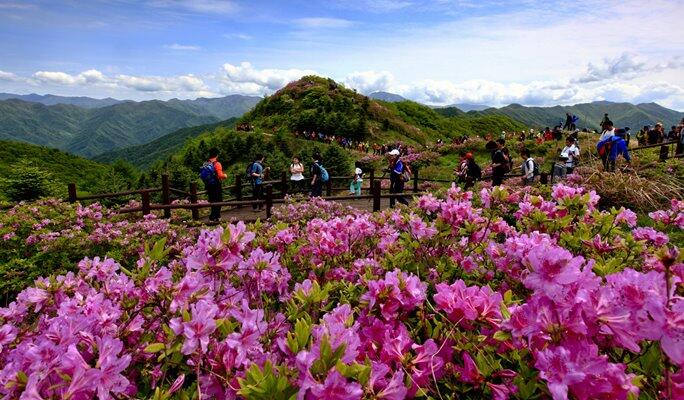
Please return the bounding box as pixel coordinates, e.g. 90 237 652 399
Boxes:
326 179 332 197
264 168 270 181
540 172 548 185
369 170 375 195
265 184 273 219
141 191 151 216
372 180 381 212
281 171 288 198
659 144 669 162
235 175 242 201
189 182 199 220
161 174 171 218
413 167 419 193
67 183 77 203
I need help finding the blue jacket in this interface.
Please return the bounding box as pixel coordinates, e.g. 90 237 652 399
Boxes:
392 159 404 175
597 136 630 162
250 162 264 185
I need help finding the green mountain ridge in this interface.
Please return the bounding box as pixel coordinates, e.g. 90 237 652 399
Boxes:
94 118 238 170
478 101 684 131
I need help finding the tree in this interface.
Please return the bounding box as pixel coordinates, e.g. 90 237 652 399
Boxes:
322 144 351 178
2 161 57 201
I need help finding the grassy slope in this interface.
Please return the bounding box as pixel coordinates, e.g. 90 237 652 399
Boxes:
0 140 109 189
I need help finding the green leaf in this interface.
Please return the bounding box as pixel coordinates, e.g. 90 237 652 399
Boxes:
144 343 166 353
492 331 511 341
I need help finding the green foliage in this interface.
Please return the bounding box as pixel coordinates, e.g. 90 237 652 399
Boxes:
1 161 59 201
322 144 351 177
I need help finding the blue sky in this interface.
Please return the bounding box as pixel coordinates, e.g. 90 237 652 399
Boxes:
1 0 683 109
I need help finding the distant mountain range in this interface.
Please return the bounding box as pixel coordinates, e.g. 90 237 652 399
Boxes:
0 92 123 108
479 101 684 131
0 94 261 157
371 91 683 129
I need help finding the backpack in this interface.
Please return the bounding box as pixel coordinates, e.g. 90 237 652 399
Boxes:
318 163 329 182
200 161 217 185
467 161 482 180
496 150 511 173
597 140 612 157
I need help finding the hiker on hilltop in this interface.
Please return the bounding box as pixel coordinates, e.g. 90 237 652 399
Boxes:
647 123 664 144
563 113 573 130
199 148 228 223
600 113 610 130
248 154 267 212
388 149 409 207
599 120 615 142
456 152 481 189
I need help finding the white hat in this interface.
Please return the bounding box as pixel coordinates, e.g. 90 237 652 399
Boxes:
388 149 400 156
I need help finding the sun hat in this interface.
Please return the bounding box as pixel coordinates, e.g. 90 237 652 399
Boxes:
388 149 400 156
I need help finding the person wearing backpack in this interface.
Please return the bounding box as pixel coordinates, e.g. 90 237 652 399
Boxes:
604 129 631 171
388 149 409 207
248 154 266 212
310 153 327 197
199 148 227 222
349 162 363 197
489 139 510 186
520 149 537 185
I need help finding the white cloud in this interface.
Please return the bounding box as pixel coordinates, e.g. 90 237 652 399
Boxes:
164 43 201 51
0 70 19 81
224 33 252 40
293 17 354 29
33 71 80 85
328 0 413 12
0 2 36 10
148 0 238 14
219 62 316 95
344 71 395 93
574 53 684 84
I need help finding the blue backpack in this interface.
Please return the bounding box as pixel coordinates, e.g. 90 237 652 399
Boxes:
318 164 329 182
199 161 217 185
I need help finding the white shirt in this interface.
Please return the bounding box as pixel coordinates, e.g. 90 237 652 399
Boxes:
599 128 615 142
522 157 535 179
561 144 580 167
290 163 304 181
354 167 363 181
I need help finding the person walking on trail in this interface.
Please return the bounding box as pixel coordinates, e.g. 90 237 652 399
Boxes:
388 149 409 208
310 153 325 197
561 137 580 175
487 139 510 186
349 162 363 197
570 115 579 131
520 149 536 186
248 154 267 212
290 157 305 194
199 148 227 223
598 129 631 171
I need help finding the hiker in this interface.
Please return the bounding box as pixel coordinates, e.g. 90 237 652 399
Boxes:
248 154 267 212
310 153 327 197
349 162 363 197
648 123 664 144
290 156 305 193
600 113 610 129
637 125 649 146
488 139 510 186
599 120 615 142
571 115 579 131
624 127 631 146
388 149 409 207
543 127 553 141
563 113 572 130
520 149 536 185
598 129 631 171
199 148 228 223
561 137 580 174
455 152 480 189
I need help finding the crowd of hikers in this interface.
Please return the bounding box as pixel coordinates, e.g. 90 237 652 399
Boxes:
198 114 684 221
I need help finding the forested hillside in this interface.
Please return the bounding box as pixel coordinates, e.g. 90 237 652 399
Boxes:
94 118 238 169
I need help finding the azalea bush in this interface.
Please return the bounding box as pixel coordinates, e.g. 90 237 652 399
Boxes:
0 183 683 399
0 200 199 298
